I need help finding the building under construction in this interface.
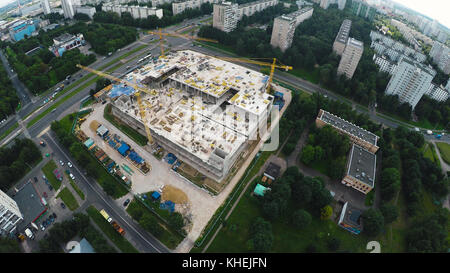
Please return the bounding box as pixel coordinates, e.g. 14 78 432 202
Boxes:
109 50 274 182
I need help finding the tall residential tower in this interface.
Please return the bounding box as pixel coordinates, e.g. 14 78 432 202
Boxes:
337 38 363 79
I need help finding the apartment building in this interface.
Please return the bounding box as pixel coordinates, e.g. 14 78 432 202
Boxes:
41 0 51 14
75 6 96 18
213 0 278 33
270 6 314 52
213 2 239 32
61 0 75 19
369 30 426 63
429 41 450 74
332 19 352 56
337 0 346 10
385 57 436 109
426 83 449 102
172 0 219 15
102 3 164 19
372 54 397 75
337 37 363 79
0 189 23 236
350 0 376 20
320 0 330 9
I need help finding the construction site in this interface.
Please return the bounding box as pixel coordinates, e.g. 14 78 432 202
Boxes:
108 50 278 184
78 48 291 252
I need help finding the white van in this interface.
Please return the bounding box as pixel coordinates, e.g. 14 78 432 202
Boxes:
25 228 35 240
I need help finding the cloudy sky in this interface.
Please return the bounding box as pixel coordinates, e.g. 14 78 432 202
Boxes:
394 0 450 29
0 0 449 28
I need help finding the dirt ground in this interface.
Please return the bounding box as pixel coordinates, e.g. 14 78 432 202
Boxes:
80 84 292 252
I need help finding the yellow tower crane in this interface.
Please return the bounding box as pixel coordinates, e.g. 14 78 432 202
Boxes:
213 57 292 93
76 64 155 145
148 28 218 58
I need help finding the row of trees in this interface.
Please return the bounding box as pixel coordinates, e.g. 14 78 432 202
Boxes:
38 213 117 253
0 138 41 192
198 5 448 128
0 64 19 120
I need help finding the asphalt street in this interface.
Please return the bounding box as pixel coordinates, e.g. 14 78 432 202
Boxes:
42 132 169 253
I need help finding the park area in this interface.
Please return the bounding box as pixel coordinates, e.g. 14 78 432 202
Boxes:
435 142 450 165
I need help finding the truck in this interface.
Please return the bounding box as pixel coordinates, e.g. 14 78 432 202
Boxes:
25 228 35 240
111 221 125 236
100 209 112 223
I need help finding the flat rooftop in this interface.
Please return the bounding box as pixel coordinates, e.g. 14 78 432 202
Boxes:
335 19 352 44
318 110 378 145
112 50 274 169
348 37 364 49
264 162 281 179
347 144 376 187
276 6 313 22
127 50 273 116
54 33 76 44
13 182 47 231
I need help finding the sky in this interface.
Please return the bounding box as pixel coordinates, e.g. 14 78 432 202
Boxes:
394 0 450 29
0 0 449 29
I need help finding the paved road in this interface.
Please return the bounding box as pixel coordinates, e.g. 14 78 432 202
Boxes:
0 16 208 143
190 45 450 141
42 132 170 253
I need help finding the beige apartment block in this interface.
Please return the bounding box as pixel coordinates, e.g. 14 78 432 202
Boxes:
333 19 352 56
337 37 363 79
270 6 313 52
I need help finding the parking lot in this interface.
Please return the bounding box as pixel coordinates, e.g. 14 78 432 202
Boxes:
10 140 85 252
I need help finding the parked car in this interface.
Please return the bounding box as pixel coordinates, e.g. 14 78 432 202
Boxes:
60 202 66 209
42 175 46 180
33 177 38 182
67 162 73 168
43 192 47 198
59 160 64 166
48 185 53 191
69 173 75 180
40 224 45 231
52 213 57 219
123 198 130 207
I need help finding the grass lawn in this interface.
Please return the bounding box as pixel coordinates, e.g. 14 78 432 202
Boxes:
69 180 85 200
190 151 274 253
206 179 368 253
56 187 79 211
423 143 440 167
435 142 450 165
104 104 148 146
86 206 139 253
42 160 62 190
0 122 18 142
288 68 319 84
126 199 185 250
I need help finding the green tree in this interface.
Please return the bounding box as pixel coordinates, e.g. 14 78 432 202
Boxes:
362 208 384 237
292 209 312 228
320 205 333 220
380 204 399 224
301 145 315 165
